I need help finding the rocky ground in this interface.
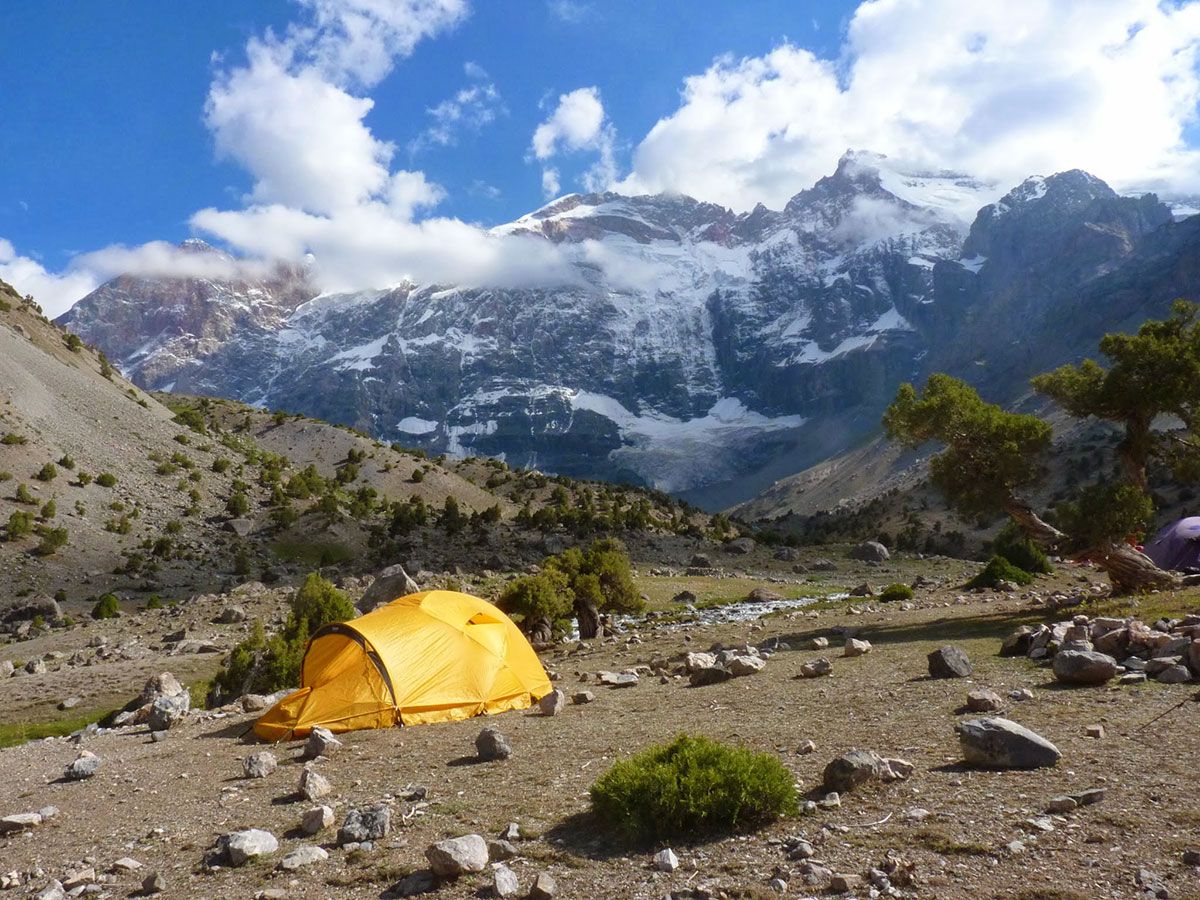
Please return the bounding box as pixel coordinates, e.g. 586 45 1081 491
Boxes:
3 547 1200 899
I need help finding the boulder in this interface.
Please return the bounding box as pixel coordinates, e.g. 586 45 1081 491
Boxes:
64 751 101 781
728 655 766 677
299 767 332 801
596 671 638 687
1052 650 1120 686
146 693 190 731
844 638 872 657
1156 664 1192 684
849 582 875 598
799 658 833 678
539 689 566 716
425 834 489 876
24 658 47 675
493 863 521 897
304 726 343 759
242 751 277 779
1000 626 1036 657
684 652 717 672
811 559 838 572
956 718 1061 769
689 665 732 686
849 541 890 562
301 805 334 835
476 726 512 760
822 750 912 793
338 804 391 845
689 554 712 568
215 606 246 624
773 547 801 562
221 829 279 866
530 872 557 899
746 587 784 603
357 564 420 612
928 646 973 679
0 595 60 624
572 690 595 704
725 538 755 555
0 812 43 833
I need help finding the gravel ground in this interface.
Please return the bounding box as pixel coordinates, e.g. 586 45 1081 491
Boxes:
3 565 1200 899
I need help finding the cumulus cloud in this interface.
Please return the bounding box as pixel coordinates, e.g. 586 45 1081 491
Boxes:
620 0 1200 210
531 87 617 197
0 239 99 318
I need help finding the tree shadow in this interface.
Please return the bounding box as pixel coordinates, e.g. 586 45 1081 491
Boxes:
198 718 262 742
446 755 491 767
772 606 1048 653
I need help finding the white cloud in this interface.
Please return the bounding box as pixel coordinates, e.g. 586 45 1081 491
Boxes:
620 0 1200 210
410 78 504 153
546 0 591 23
531 87 617 197
0 239 99 318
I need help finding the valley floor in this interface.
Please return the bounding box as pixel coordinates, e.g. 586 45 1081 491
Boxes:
2 552 1199 899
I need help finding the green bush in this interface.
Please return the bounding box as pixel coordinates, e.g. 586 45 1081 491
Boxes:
991 522 1052 575
63 333 83 352
4 510 34 541
14 483 35 504
965 555 1034 589
91 594 120 619
33 527 68 556
58 454 75 470
590 735 798 843
212 456 232 474
878 583 914 603
34 462 57 482
95 472 117 488
1 432 28 446
226 491 251 517
213 573 353 700
145 595 164 610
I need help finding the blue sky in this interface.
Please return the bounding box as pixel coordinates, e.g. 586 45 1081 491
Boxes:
0 1 852 274
2 0 1199 315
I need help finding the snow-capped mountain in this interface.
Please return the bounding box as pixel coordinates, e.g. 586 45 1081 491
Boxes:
59 152 1196 507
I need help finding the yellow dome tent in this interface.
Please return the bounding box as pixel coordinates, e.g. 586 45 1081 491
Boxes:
254 590 552 740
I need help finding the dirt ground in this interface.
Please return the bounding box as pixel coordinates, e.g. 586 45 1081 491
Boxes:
3 557 1200 899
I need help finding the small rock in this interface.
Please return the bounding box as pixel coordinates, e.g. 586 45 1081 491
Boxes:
500 822 521 842
956 717 1061 769
1073 787 1107 806
393 870 438 896
529 872 557 899
830 873 862 893
64 750 101 781
301 805 334 835
596 671 639 687
111 858 143 873
476 726 512 761
221 828 279 866
279 845 328 871
146 693 190 731
338 804 391 845
304 726 343 759
747 587 784 603
797 739 817 755
1009 688 1034 701
141 871 166 894
966 689 1003 712
58 697 80 711
849 582 875 598
928 646 973 678
425 834 489 876
799 657 833 677
493 863 521 898
299 767 332 801
242 751 277 779
487 839 518 861
1046 795 1077 813
572 690 595 704
216 606 246 624
653 848 679 872
818 792 841 809
1182 848 1200 866
0 812 42 833
729 655 767 677
1085 724 1105 739
539 689 566 716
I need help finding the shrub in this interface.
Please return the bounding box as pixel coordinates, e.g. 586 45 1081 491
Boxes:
878 583 914 603
212 456 232 474
95 472 117 488
590 735 798 843
4 510 34 541
57 454 75 470
226 491 251 517
91 593 120 619
76 471 93 486
1 432 28 446
213 574 353 700
145 595 164 610
34 463 57 482
39 499 56 521
965 555 1035 589
33 527 68 556
991 522 1052 575
63 333 83 352
410 468 424 483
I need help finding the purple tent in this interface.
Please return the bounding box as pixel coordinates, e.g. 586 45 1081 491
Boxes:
1145 516 1200 572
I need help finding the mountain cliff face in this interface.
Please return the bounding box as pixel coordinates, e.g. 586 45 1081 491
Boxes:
58 153 1197 508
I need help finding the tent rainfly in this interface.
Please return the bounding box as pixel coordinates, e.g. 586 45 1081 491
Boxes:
254 590 552 740
1145 516 1200 573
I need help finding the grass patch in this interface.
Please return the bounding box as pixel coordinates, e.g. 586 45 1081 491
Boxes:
913 825 992 856
270 539 354 568
0 710 109 749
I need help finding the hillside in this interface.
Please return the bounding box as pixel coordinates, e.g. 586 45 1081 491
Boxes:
0 280 707 614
